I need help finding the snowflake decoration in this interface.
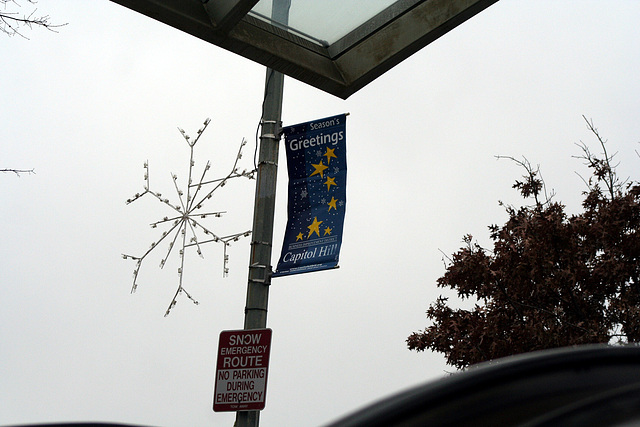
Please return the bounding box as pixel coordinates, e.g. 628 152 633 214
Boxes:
122 118 255 316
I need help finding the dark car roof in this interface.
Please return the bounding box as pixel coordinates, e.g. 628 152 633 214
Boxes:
326 345 640 427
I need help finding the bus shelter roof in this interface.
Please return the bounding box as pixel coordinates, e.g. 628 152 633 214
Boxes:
109 0 498 99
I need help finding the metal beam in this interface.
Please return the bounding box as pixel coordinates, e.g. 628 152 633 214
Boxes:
202 0 259 34
333 0 499 96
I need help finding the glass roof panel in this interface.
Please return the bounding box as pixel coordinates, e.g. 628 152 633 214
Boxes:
249 0 403 46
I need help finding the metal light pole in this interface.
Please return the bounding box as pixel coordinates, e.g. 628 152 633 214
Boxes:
236 1 290 426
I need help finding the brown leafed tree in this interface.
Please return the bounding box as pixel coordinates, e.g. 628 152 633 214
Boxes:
407 117 640 370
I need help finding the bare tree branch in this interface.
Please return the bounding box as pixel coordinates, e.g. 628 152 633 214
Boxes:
573 116 624 199
495 155 554 206
1 0 66 38
1 168 35 176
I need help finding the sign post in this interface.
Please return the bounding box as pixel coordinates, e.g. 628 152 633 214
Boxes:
235 1 290 426
214 328 273 412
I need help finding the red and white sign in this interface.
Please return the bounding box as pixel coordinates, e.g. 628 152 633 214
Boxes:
213 328 272 412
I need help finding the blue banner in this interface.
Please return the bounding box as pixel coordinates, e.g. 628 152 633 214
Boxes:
273 114 347 277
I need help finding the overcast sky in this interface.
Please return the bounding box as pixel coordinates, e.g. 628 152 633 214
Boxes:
3 1 640 426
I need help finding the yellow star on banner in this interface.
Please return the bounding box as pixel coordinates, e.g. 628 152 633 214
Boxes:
296 232 304 241
324 147 337 164
325 176 336 191
324 227 332 236
310 161 328 178
307 217 323 238
328 197 338 211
